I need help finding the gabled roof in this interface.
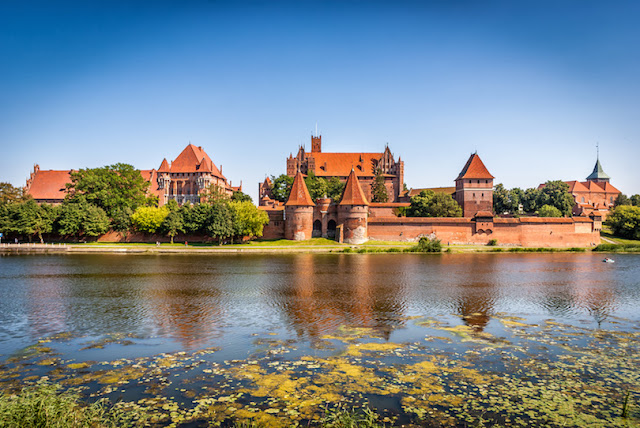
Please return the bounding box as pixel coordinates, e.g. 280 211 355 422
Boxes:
170 144 225 179
565 180 590 193
582 181 606 193
307 152 388 177
586 159 611 181
158 158 170 173
456 153 494 180
339 168 370 206
285 171 315 206
25 170 71 201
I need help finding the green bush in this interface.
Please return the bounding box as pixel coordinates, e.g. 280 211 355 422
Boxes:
412 236 442 253
487 239 498 246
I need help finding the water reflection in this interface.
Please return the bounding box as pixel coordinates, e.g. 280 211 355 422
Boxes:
0 253 636 357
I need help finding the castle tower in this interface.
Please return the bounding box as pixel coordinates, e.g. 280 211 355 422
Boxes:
338 168 370 244
284 171 315 240
311 135 321 153
586 158 611 184
454 153 494 217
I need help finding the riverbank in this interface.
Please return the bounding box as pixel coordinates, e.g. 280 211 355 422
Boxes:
1 240 638 254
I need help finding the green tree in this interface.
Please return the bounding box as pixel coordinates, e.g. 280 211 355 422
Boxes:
371 168 388 203
537 180 574 217
522 188 541 213
231 190 253 203
230 201 269 241
407 190 435 217
161 210 184 244
165 199 179 212
14 200 56 243
631 194 640 207
427 192 463 217
407 190 462 218
83 205 111 237
202 184 230 203
607 205 640 240
538 204 562 217
206 202 234 245
130 206 169 234
0 182 25 204
326 177 346 202
56 198 110 238
303 171 328 201
614 193 631 207
493 183 510 214
181 203 212 234
66 163 151 229
270 174 294 202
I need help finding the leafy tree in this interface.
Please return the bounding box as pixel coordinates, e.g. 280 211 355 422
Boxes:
165 199 179 212
537 180 574 217
110 206 133 232
270 174 294 202
428 192 463 217
66 163 151 228
231 190 253 203
538 204 562 217
56 198 111 238
407 190 435 217
304 171 328 201
14 200 56 243
614 194 631 207
82 205 110 237
522 188 541 213
415 236 442 252
230 201 269 241
0 182 25 204
180 203 212 234
206 202 234 245
607 205 640 240
161 210 184 244
202 184 230 203
130 206 169 234
406 190 461 218
326 177 346 202
493 183 510 214
371 168 389 203
631 194 640 207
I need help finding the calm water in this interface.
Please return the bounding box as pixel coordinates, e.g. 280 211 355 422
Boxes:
1 253 639 426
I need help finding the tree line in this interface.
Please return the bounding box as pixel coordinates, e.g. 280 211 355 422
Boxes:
493 180 576 217
0 164 267 244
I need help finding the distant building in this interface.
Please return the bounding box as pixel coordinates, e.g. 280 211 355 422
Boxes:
538 157 620 219
24 143 239 206
155 144 240 206
259 134 405 206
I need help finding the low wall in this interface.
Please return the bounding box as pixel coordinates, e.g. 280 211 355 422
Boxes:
368 217 600 247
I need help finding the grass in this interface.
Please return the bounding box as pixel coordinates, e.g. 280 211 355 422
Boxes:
593 243 640 252
0 382 135 428
600 230 640 246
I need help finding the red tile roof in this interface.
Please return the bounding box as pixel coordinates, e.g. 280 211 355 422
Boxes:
339 168 370 206
565 180 590 193
25 170 71 201
309 152 386 177
168 144 225 179
158 158 170 173
456 153 494 180
285 171 315 206
581 181 606 193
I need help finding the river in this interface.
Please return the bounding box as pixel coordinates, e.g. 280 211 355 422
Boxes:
1 253 638 426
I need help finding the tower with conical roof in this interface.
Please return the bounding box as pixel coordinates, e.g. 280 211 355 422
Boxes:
338 168 370 244
454 153 494 217
284 171 315 240
586 158 611 184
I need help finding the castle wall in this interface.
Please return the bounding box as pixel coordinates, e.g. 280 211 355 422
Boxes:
368 217 600 247
338 205 368 244
261 209 286 239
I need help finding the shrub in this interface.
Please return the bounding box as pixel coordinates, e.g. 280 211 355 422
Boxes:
415 236 442 253
487 239 498 246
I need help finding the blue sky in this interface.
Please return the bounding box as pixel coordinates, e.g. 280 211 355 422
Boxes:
2 0 639 201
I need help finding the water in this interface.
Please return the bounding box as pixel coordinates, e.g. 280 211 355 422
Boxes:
1 253 639 426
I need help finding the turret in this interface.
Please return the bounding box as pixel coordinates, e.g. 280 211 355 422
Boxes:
311 135 322 153
284 171 315 240
454 153 494 217
338 168 370 244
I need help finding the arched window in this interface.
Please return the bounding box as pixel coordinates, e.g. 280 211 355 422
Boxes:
327 220 337 240
312 220 322 238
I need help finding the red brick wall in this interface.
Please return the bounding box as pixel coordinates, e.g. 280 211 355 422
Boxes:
368 217 599 247
285 206 314 240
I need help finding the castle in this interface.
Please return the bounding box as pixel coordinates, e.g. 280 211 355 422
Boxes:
260 151 602 247
24 143 240 206
542 157 620 219
259 135 405 206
